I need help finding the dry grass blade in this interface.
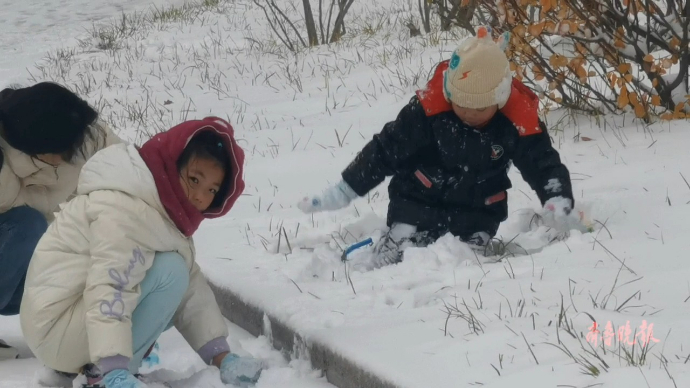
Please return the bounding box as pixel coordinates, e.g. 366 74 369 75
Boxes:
592 238 637 275
521 332 539 365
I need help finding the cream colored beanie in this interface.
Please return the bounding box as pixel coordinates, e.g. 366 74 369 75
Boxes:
444 26 512 109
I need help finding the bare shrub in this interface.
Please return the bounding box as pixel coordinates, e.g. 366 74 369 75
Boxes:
479 0 690 120
416 0 491 35
253 0 356 51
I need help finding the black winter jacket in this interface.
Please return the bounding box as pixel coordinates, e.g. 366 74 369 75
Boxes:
341 96 573 240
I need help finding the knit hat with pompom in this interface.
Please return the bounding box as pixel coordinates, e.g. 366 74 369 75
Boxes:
443 26 512 109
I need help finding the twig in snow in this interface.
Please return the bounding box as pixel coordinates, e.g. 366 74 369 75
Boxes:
521 332 539 365
288 278 303 293
680 172 690 192
592 238 637 275
592 217 613 241
282 226 292 254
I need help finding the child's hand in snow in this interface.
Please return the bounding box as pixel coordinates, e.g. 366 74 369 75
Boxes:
219 353 264 387
543 196 590 233
544 196 572 218
297 180 358 213
103 369 148 388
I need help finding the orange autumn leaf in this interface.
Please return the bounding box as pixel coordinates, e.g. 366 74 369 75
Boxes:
634 104 647 118
513 24 526 37
643 54 654 62
541 0 552 12
558 6 568 18
660 113 673 120
533 64 545 81
651 95 661 106
629 92 640 106
609 73 618 88
674 101 686 115
549 54 568 68
670 37 681 50
575 66 587 80
570 57 585 68
646 0 657 13
575 42 588 55
545 21 557 34
618 63 631 74
624 74 633 83
618 85 629 109
528 22 545 36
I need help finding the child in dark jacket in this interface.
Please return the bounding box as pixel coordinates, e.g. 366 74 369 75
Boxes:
297 27 575 267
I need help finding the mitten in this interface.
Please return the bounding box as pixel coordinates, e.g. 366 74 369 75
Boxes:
219 353 263 387
544 196 572 218
297 180 358 213
103 369 147 388
543 196 590 233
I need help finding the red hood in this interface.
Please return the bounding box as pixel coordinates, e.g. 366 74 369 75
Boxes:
138 117 245 237
416 60 542 136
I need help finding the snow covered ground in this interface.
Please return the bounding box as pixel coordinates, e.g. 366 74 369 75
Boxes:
2 0 690 387
0 315 330 388
0 0 190 85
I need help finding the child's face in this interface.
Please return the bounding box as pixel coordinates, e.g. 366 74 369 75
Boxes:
179 156 225 212
451 103 498 128
36 153 65 166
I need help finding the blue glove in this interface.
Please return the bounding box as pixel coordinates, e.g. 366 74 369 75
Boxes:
219 353 263 387
297 180 358 213
103 369 147 388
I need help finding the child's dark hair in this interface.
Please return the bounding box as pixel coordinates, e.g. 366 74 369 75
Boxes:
177 130 232 209
0 82 104 162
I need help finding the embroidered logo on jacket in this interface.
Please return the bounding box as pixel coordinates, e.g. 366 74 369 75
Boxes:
491 145 504 160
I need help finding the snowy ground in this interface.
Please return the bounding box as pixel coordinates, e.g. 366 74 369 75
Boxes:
2 0 690 387
0 315 330 388
0 0 190 85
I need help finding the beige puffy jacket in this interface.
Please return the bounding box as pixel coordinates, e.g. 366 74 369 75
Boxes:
0 121 122 220
20 143 228 373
